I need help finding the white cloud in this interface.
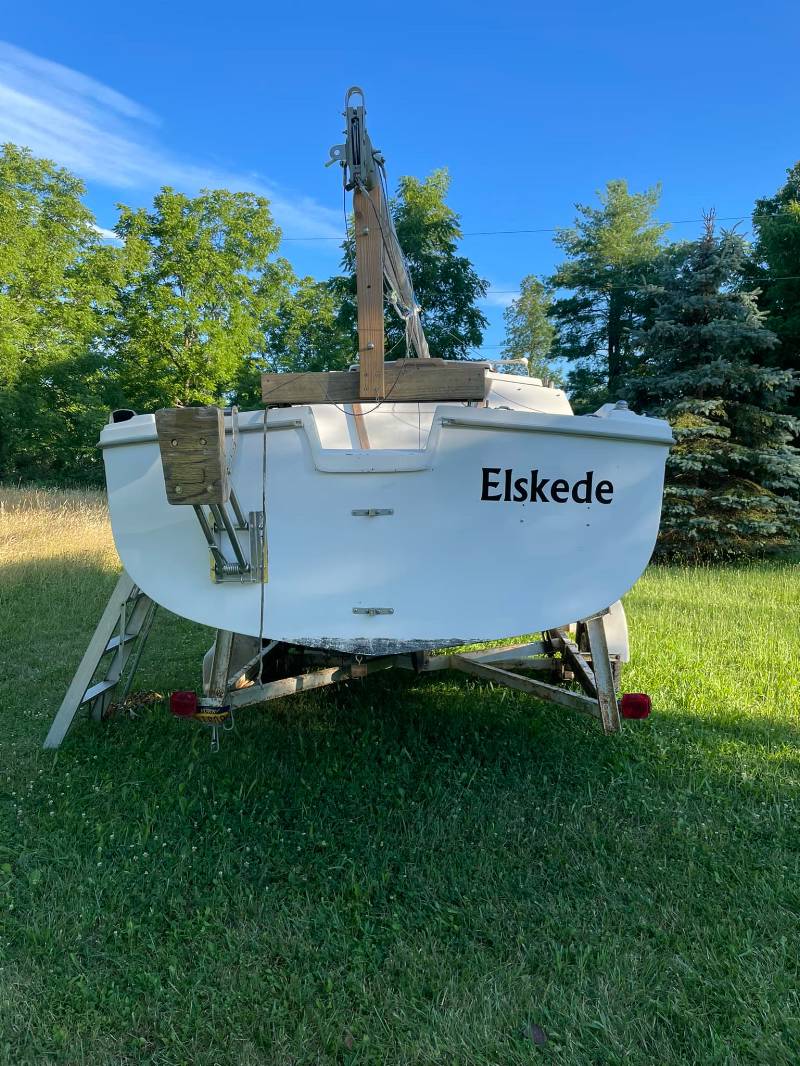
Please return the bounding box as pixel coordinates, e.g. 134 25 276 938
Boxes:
91 224 118 240
0 41 342 239
480 286 519 308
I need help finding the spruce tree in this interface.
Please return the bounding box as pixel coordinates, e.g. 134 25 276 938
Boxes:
630 215 800 558
749 162 800 418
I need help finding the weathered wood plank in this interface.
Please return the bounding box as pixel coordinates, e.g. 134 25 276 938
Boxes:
261 361 487 405
351 402 372 449
585 615 621 734
552 627 598 698
449 655 602 719
354 184 385 398
155 406 229 505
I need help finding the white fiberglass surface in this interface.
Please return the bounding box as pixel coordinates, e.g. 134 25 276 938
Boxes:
102 403 670 648
308 373 573 451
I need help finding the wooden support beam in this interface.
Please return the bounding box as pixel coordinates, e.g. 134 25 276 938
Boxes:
354 183 385 398
585 616 621 734
155 406 229 506
351 402 371 449
226 655 397 709
552 628 598 698
262 360 487 405
449 655 602 719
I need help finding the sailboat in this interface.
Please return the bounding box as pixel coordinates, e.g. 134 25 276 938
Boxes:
99 88 672 655
44 88 672 751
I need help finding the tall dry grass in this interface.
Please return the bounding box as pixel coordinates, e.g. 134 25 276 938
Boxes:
0 484 117 572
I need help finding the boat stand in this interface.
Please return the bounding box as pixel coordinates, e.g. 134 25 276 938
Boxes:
44 572 158 749
44 571 625 750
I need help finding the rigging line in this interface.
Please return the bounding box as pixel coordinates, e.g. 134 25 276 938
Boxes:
359 173 429 360
376 164 432 360
362 173 419 316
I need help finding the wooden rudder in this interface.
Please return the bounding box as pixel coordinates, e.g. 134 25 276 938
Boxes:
155 406 229 506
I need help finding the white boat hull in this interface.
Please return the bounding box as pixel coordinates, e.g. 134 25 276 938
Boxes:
100 385 672 654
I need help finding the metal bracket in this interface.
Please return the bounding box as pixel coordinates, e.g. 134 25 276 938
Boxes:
351 508 393 517
352 607 394 616
326 86 382 190
193 502 266 583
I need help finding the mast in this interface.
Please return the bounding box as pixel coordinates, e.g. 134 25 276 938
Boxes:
328 87 430 400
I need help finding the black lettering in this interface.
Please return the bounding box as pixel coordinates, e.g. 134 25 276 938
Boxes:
481 467 502 501
529 469 550 502
572 470 594 504
550 478 569 503
513 476 528 502
503 468 513 502
595 479 614 504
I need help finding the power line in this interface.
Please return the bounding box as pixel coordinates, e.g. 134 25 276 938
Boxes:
280 210 800 243
484 273 800 297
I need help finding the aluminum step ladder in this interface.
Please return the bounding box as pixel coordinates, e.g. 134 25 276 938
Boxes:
44 572 157 749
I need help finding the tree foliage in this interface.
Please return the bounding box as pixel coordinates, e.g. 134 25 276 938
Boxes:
0 145 120 481
749 162 800 414
108 187 291 411
500 275 559 381
549 180 668 409
629 219 800 558
335 169 488 360
233 277 353 408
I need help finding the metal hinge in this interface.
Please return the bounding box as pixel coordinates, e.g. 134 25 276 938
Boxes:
352 607 394 616
351 508 393 517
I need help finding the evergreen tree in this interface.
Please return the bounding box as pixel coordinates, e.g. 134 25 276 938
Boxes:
501 276 560 381
0 145 120 481
749 162 800 414
630 216 800 558
549 180 668 409
332 169 488 360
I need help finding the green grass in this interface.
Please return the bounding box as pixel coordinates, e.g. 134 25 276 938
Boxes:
1 486 799 1065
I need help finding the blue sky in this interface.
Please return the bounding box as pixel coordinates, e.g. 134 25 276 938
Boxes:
2 1 799 352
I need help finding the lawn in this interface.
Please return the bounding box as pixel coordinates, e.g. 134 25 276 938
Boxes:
0 485 798 1065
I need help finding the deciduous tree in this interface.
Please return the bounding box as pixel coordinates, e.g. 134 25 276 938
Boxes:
108 187 292 411
501 275 559 381
0 145 118 480
233 276 353 407
333 169 488 360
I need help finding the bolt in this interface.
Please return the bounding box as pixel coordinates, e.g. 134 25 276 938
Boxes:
175 486 183 495
171 439 178 447
200 437 207 445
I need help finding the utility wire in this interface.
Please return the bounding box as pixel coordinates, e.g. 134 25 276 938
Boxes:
280 210 800 242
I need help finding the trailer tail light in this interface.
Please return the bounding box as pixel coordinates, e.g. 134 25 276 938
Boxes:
620 693 652 719
170 691 198 718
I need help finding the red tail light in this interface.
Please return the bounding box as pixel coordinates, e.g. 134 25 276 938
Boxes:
620 693 652 719
169 691 198 718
